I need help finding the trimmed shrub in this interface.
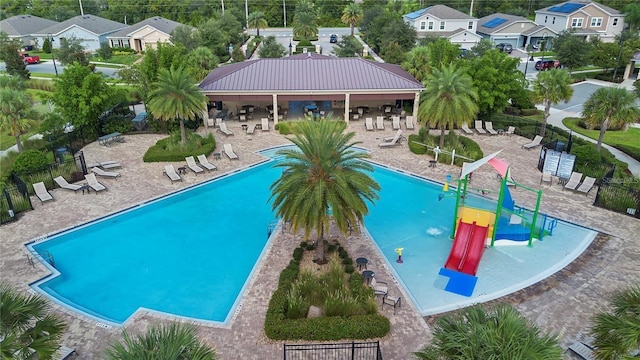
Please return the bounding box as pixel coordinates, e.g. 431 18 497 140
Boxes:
143 131 216 162
408 134 427 154
102 115 134 134
13 150 49 173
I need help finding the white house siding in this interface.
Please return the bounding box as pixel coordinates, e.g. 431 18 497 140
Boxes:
450 32 482 49
535 13 569 34
414 18 476 37
128 26 171 51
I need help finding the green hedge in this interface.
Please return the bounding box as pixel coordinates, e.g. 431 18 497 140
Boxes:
408 129 483 165
143 131 216 162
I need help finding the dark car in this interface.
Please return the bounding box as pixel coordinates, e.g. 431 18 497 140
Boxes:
496 43 513 54
535 59 561 71
329 34 338 43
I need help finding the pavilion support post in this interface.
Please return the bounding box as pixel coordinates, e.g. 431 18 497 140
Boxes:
344 93 350 124
412 91 420 120
272 94 279 125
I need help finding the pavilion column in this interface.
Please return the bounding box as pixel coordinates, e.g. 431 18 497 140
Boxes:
412 91 420 120
344 93 350 124
202 108 210 129
272 94 279 125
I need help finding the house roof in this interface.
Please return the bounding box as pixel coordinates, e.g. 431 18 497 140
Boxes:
199 54 424 93
537 0 621 15
522 25 558 36
34 14 127 36
0 15 59 36
477 13 532 34
420 28 483 39
404 5 475 21
107 16 191 38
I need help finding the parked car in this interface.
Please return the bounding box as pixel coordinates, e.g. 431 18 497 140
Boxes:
496 43 513 54
535 59 560 71
329 34 338 43
20 53 40 64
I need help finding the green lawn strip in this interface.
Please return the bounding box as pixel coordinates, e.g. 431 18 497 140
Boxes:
29 73 56 79
0 131 38 150
92 54 141 66
563 117 640 160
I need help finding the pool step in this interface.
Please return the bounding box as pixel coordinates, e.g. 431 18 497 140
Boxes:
27 248 55 268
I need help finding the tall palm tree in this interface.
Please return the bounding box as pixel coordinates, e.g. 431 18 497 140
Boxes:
0 283 67 360
590 284 640 360
0 87 37 153
415 304 563 359
418 63 478 148
293 12 318 41
147 66 207 146
582 87 640 152
248 11 268 37
106 322 216 359
341 3 363 37
269 120 380 264
402 46 431 82
530 68 574 137
190 46 218 81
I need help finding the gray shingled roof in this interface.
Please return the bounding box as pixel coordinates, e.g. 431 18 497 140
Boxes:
522 25 556 36
34 14 126 36
0 15 59 36
476 13 530 35
199 54 424 93
537 0 621 15
405 5 475 21
107 16 192 38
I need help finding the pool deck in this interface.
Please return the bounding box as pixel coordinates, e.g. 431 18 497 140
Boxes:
1 122 638 359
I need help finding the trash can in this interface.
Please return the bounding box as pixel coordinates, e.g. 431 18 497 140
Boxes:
554 141 565 152
56 147 67 163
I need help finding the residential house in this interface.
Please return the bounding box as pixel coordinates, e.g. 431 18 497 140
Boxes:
0 15 59 48
33 14 127 52
534 0 625 42
106 16 192 51
476 13 557 50
403 5 482 50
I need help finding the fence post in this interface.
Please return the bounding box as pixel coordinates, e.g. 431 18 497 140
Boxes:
351 341 355 360
451 149 456 165
4 189 15 219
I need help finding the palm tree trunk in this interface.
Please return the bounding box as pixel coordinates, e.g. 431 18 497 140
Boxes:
540 101 551 136
15 134 23 152
439 126 446 148
315 216 327 264
179 117 186 146
351 23 354 37
596 117 609 152
257 28 260 37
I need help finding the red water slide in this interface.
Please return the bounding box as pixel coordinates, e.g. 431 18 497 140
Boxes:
444 221 489 276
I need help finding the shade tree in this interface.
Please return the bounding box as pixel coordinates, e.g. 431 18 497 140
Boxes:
530 69 574 137
582 87 640 152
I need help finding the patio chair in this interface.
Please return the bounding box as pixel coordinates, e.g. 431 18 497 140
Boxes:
91 167 121 179
485 121 498 135
86 160 121 169
382 294 401 314
207 118 214 127
85 173 106 192
215 118 223 128
365 117 374 131
261 118 269 131
379 129 403 147
224 143 239 160
53 176 82 192
163 165 182 183
540 171 553 185
392 116 401 130
522 135 543 150
370 277 388 296
405 116 414 130
33 182 53 202
568 342 595 360
185 156 204 174
218 122 234 136
461 123 473 134
246 123 256 135
475 120 487 134
376 116 385 130
239 114 247 122
197 154 217 171
564 172 583 191
352 113 360 121
576 176 596 195
53 345 77 360
506 126 516 136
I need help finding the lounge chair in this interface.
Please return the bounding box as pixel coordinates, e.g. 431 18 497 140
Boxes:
382 294 401 314
185 156 204 174
163 165 182 183
506 126 516 136
576 176 596 195
215 118 223 128
218 122 234 136
568 342 595 360
54 176 82 192
53 345 77 360
379 129 403 147
33 182 53 202
475 120 486 134
207 118 214 127
246 123 256 135
84 173 106 192
370 277 388 296
261 118 269 131
86 160 121 169
91 167 121 179
563 172 583 191
376 116 385 130
197 154 217 171
485 121 498 135
540 171 553 185
461 123 473 134
522 135 543 150
405 116 414 130
392 116 401 130
224 143 239 160
365 117 374 131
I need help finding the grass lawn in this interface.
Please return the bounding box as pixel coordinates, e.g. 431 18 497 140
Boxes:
28 72 57 79
0 131 38 150
563 117 640 157
92 54 141 66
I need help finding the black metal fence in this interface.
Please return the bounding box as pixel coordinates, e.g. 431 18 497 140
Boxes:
0 186 32 224
283 341 382 360
594 179 640 218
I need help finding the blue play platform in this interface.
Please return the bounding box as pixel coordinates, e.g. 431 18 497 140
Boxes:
439 268 478 297
495 217 530 241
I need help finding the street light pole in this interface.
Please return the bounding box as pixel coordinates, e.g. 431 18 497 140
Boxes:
48 33 58 77
289 40 292 56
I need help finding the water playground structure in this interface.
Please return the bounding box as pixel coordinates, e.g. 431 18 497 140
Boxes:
438 151 556 297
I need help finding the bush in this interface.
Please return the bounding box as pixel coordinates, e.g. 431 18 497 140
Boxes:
408 134 427 154
13 150 49 174
113 47 136 55
510 88 534 109
143 131 216 162
520 108 539 116
102 115 135 134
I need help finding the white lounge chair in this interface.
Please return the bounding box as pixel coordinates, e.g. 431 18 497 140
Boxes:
522 135 543 150
461 123 473 134
185 156 204 174
576 176 596 195
206 118 214 127
53 345 77 360
53 176 82 192
91 167 120 179
215 118 223 128
540 171 553 185
485 121 498 135
376 116 385 130
33 182 53 202
218 122 234 136
163 165 182 183
370 277 388 296
564 172 583 191
261 118 269 131
86 160 121 169
224 143 239 160
85 173 106 192
365 117 374 131
506 126 515 136
392 116 401 130
246 123 256 135
405 116 414 130
379 129 403 147
197 154 217 171
475 120 487 134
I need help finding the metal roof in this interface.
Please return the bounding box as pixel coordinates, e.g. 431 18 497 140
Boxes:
199 54 424 93
107 16 192 38
34 14 127 36
0 15 59 36
403 5 475 21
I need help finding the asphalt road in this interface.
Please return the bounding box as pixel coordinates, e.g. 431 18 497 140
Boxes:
250 27 356 57
0 60 120 78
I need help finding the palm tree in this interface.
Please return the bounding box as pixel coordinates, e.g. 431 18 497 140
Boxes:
293 12 318 41
269 120 380 264
590 284 640 359
147 66 207 146
530 68 574 137
248 11 268 37
0 87 37 153
341 3 363 37
0 282 67 360
415 304 563 359
106 322 216 359
582 87 640 152
402 46 431 82
190 46 218 81
418 63 478 148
